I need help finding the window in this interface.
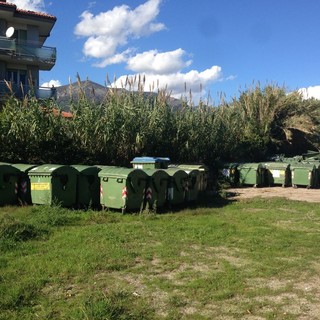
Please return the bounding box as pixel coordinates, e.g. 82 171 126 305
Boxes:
13 29 27 44
6 69 27 85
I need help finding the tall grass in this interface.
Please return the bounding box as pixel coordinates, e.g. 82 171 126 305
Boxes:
0 78 319 165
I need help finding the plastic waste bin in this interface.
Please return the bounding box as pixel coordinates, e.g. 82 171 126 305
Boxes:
264 162 291 187
177 164 209 194
177 168 201 203
290 163 318 188
12 164 37 204
72 165 101 208
301 159 320 187
28 164 78 206
165 168 189 207
131 157 170 169
238 163 266 187
0 162 20 206
99 167 148 213
143 169 170 212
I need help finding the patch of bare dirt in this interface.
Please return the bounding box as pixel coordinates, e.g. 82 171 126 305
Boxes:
226 187 320 203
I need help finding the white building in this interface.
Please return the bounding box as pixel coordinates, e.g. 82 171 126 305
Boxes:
0 0 56 99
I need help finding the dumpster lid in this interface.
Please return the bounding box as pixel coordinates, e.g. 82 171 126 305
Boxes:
165 168 189 177
12 164 37 173
290 163 316 169
131 157 170 164
0 163 20 174
28 164 75 175
98 167 147 178
238 163 265 169
143 169 170 177
177 164 209 171
71 165 101 175
264 162 290 169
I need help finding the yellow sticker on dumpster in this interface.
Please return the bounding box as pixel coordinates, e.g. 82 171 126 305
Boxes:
31 182 50 191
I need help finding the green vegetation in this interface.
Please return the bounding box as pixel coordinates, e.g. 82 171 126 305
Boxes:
0 79 319 165
1 198 320 319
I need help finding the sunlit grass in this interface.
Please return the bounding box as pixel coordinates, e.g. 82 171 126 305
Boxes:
1 197 320 319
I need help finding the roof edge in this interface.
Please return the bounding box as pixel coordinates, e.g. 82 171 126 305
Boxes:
0 1 57 21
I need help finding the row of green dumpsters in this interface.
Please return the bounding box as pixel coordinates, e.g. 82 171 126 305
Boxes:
0 157 209 213
221 160 320 189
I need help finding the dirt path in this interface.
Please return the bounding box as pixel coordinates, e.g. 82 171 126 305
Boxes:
226 186 320 203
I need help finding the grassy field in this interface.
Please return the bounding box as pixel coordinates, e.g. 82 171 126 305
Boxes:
1 197 320 319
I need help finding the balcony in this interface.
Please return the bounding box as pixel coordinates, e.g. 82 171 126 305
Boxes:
0 37 56 70
0 81 57 100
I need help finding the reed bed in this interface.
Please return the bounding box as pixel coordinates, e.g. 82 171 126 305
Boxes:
0 78 319 165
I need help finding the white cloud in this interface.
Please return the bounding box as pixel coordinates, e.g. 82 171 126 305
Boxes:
298 85 320 100
74 0 165 62
73 0 229 104
9 0 45 11
41 80 62 88
94 48 134 68
112 66 222 99
126 49 192 75
83 36 121 59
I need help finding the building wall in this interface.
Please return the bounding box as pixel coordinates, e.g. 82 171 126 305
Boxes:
27 25 39 45
0 18 6 36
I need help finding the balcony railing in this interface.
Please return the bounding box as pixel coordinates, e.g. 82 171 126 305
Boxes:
0 81 57 100
0 37 56 66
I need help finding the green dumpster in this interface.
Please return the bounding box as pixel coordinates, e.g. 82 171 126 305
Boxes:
264 162 291 187
221 163 240 186
177 164 209 194
99 167 148 213
178 168 201 203
12 164 37 204
28 164 78 206
143 169 170 212
0 163 20 206
291 163 318 188
238 163 266 187
72 165 101 208
131 157 170 169
302 160 320 187
165 168 189 207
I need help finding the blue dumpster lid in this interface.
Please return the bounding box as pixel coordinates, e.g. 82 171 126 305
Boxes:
131 157 170 164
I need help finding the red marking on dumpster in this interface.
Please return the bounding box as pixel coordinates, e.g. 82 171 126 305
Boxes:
21 180 27 194
146 187 152 199
100 185 103 198
122 186 128 200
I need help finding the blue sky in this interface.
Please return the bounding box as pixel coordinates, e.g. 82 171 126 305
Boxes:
11 0 320 103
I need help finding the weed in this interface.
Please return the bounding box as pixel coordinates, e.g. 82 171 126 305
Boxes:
0 215 47 245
